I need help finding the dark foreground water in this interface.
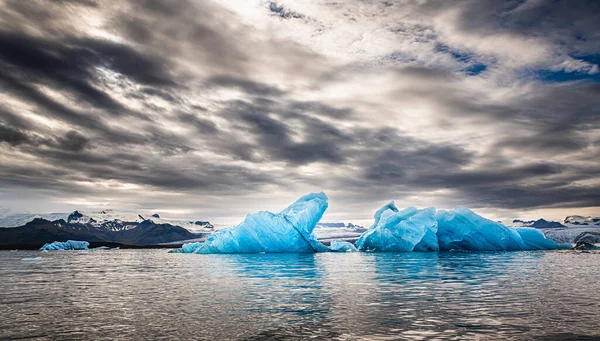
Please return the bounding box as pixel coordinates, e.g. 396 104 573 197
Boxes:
1 250 599 341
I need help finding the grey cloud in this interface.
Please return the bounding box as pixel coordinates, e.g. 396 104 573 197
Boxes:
58 131 90 152
0 0 598 221
0 124 30 146
219 99 352 165
176 112 219 135
206 76 286 96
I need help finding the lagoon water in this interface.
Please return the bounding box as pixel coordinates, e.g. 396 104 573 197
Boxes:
1 250 599 340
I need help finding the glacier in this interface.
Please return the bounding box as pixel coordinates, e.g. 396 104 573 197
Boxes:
177 192 329 254
40 240 90 251
171 192 563 254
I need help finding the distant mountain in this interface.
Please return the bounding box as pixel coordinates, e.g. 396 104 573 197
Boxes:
564 215 600 227
512 218 565 229
0 210 211 247
0 208 215 231
317 222 345 228
316 222 363 228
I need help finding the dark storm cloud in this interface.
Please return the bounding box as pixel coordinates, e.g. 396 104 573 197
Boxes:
0 31 175 109
0 124 30 146
58 131 90 152
219 99 353 164
455 184 600 210
176 112 219 135
453 0 600 51
113 0 250 74
0 106 33 130
47 0 98 6
141 88 181 103
412 0 600 44
206 76 286 96
486 82 598 155
387 66 599 157
0 73 144 145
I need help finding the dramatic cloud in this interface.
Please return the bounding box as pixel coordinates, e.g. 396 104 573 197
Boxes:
0 0 599 224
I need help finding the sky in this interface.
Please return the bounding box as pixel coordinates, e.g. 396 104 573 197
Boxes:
0 0 599 225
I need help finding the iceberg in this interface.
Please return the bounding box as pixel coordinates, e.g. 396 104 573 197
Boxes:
172 192 561 254
514 227 560 250
194 192 329 254
355 202 439 252
40 240 89 251
357 204 560 252
329 240 358 252
435 208 526 251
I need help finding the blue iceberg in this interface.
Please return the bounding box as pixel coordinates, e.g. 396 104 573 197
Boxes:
170 192 562 254
435 208 563 251
169 242 204 253
356 202 439 252
357 203 560 252
193 192 329 254
40 240 89 251
435 208 526 251
329 240 358 252
514 227 560 250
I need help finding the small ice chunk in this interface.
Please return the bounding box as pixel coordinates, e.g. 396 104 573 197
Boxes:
22 257 43 262
170 242 204 253
40 240 89 251
91 246 111 250
329 240 358 252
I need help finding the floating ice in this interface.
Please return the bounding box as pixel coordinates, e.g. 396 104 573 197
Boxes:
170 242 204 253
22 257 43 262
435 208 526 251
435 208 564 251
356 202 439 252
40 240 89 251
91 246 111 250
329 240 358 252
514 227 560 250
193 192 329 254
357 204 561 252
172 192 562 254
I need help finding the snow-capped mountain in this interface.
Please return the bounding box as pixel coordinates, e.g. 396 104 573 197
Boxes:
0 208 69 228
509 215 600 246
511 218 565 229
564 215 600 227
0 208 214 233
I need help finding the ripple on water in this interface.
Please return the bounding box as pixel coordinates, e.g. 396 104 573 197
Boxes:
1 250 599 340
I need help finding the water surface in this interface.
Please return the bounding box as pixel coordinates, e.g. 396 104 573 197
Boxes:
1 250 599 340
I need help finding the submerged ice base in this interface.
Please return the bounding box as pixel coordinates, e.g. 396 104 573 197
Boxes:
40 240 90 251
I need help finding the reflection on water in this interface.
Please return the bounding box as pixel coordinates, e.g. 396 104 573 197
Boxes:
1 250 599 340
